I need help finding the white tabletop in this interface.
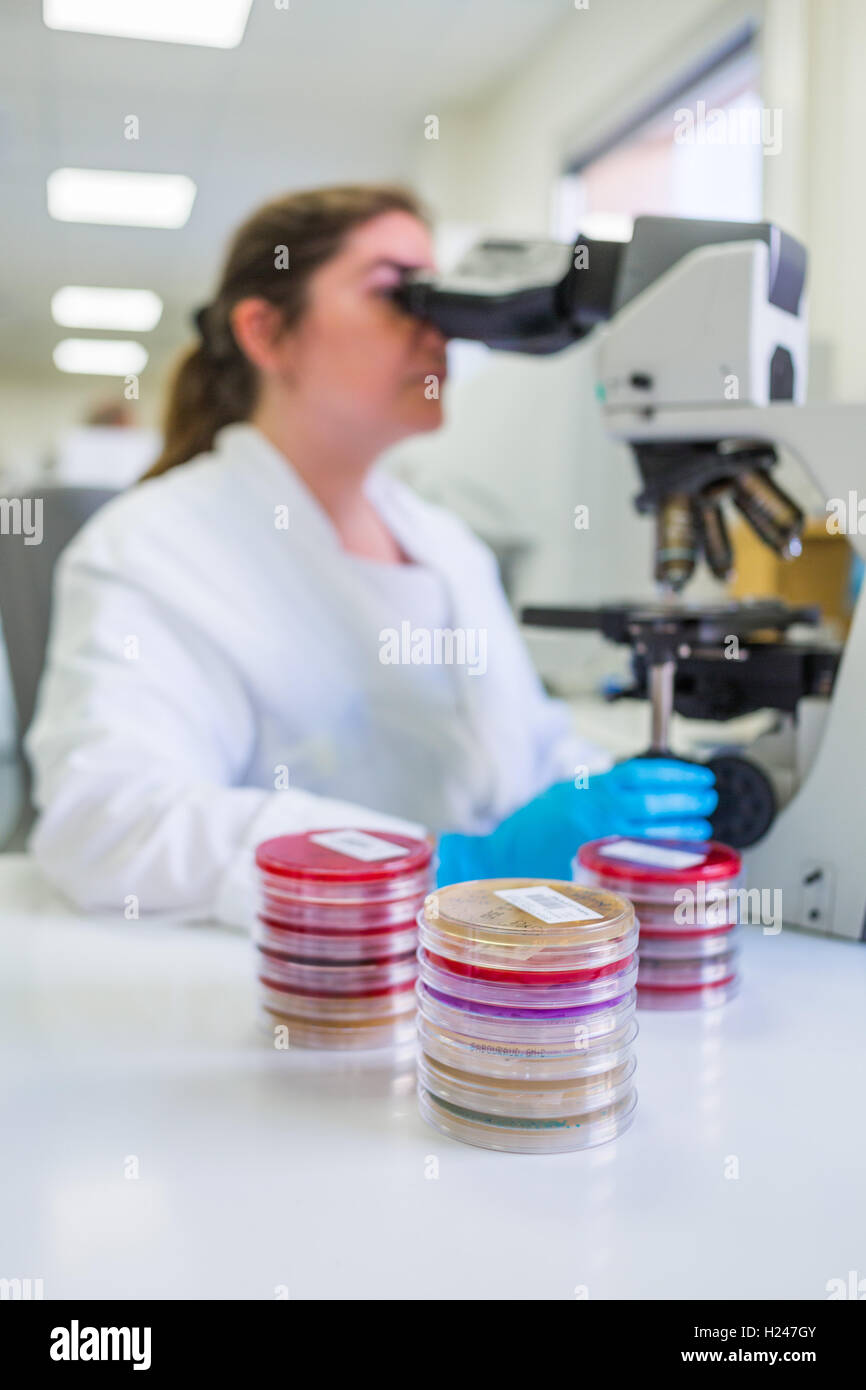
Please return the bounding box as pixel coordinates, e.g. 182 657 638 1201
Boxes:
1 852 863 1301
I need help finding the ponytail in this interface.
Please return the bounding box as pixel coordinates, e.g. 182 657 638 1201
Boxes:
144 183 427 481
145 336 255 479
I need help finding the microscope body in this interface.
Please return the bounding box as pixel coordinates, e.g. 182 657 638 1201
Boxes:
600 243 866 939
598 237 807 414
394 217 866 941
604 387 866 941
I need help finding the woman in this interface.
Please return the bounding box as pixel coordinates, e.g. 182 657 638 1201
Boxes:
26 185 715 923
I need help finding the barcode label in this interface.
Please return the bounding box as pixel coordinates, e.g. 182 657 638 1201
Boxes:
494 886 604 924
309 830 411 862
597 839 705 870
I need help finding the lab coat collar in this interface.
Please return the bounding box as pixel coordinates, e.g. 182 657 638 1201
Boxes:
214 421 344 550
214 420 435 569
212 420 491 651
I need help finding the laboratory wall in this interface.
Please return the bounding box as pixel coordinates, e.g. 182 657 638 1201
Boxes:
0 374 163 485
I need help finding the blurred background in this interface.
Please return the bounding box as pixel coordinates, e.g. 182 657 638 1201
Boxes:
0 0 863 842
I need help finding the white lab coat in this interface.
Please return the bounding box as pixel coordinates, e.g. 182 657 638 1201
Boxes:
26 423 605 925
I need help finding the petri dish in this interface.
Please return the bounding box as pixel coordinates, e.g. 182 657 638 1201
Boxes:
418 1084 638 1154
637 927 739 960
259 1006 417 1051
258 980 416 1022
418 927 639 985
636 911 741 936
254 916 417 962
417 1049 637 1118
636 952 738 988
418 946 638 1014
637 975 740 1011
257 892 426 931
419 879 635 971
574 837 742 904
416 980 637 1053
257 947 417 996
255 829 433 904
632 901 741 932
417 1007 639 1082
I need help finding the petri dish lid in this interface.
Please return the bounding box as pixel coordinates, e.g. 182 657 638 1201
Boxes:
637 953 738 987
259 1006 418 1051
256 895 422 931
417 1049 637 1119
634 902 741 931
421 879 634 956
576 837 741 886
418 917 638 979
417 1009 639 1082
637 975 740 1010
418 947 638 1013
416 979 638 1044
255 828 433 883
418 1084 638 1153
257 947 417 993
254 917 417 962
258 981 416 1021
637 927 739 959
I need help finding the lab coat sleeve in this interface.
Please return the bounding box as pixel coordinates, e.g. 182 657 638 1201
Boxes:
527 686 614 790
26 542 425 929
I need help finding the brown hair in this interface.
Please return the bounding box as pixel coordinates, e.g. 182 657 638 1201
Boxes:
144 183 428 478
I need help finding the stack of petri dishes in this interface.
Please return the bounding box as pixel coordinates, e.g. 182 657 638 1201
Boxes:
416 879 639 1153
254 828 433 1049
574 837 743 1011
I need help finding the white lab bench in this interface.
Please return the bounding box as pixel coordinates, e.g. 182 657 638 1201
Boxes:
1 851 863 1302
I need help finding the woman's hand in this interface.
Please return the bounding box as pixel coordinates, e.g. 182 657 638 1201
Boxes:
436 757 717 886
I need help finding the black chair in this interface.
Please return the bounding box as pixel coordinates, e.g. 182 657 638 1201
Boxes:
0 486 117 846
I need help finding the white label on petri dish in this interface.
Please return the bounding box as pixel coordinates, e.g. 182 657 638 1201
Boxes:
309 830 412 861
597 839 706 870
494 886 604 924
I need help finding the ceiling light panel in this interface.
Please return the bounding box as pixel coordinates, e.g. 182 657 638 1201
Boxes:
51 286 163 331
53 338 150 375
43 0 254 48
47 169 197 228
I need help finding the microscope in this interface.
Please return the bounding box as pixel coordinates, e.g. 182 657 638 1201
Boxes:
395 216 866 941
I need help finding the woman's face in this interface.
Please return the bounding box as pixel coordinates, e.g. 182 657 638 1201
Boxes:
247 211 448 449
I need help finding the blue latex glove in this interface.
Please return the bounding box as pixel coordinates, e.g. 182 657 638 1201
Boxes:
436 757 717 886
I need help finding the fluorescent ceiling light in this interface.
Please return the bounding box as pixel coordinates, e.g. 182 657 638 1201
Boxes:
43 0 254 48
51 286 163 331
53 339 149 376
47 168 197 228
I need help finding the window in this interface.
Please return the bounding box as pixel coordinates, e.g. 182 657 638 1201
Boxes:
553 28 763 243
